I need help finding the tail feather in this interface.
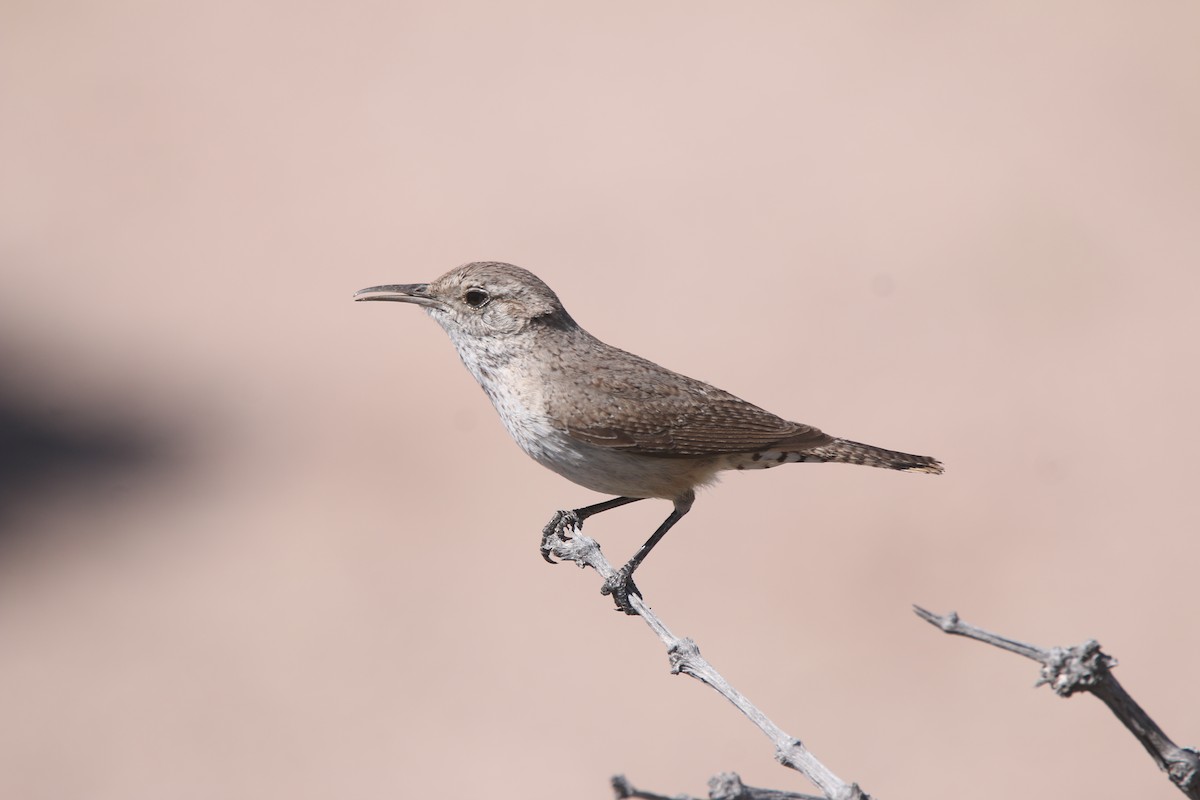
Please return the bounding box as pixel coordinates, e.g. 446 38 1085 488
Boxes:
809 438 943 474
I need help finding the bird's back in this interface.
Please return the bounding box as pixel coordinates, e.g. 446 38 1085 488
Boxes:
534 324 833 459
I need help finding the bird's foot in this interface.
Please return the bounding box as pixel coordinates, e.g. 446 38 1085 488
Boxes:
600 566 642 615
540 509 582 564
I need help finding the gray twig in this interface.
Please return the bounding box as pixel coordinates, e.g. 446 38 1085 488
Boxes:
612 772 824 800
549 531 870 800
914 606 1200 799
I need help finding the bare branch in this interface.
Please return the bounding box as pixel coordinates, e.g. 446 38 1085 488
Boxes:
707 772 825 800
612 772 824 800
914 606 1200 799
550 531 870 800
611 773 690 800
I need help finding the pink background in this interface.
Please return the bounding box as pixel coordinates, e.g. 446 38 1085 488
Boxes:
2 3 1197 799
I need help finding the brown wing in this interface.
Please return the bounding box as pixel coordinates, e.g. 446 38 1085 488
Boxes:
547 341 832 458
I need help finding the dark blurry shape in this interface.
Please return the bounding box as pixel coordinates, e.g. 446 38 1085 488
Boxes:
0 380 172 539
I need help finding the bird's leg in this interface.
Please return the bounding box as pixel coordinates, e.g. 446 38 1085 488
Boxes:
602 491 694 615
540 496 644 563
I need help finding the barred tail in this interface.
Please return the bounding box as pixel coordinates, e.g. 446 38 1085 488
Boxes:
809 438 944 474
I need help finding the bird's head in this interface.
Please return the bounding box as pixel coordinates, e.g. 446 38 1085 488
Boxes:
355 261 573 339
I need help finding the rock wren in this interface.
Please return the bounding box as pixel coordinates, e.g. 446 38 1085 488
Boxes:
356 262 942 613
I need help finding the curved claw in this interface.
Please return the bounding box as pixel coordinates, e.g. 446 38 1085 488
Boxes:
539 509 581 565
600 567 643 615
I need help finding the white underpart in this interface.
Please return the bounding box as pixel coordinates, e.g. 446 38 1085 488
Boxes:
435 312 722 500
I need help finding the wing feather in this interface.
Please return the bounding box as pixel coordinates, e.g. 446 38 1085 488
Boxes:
545 341 832 458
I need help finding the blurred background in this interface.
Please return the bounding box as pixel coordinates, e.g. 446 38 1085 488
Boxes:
2 2 1198 799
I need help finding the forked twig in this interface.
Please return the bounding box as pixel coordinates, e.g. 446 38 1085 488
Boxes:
550 531 869 800
914 606 1199 799
612 772 824 800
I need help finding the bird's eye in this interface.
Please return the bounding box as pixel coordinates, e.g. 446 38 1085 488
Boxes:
464 288 490 308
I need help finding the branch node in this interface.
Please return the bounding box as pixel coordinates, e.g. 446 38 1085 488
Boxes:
668 638 702 675
1168 748 1200 793
1036 640 1114 697
912 604 958 631
774 738 805 769
841 782 870 800
707 772 747 800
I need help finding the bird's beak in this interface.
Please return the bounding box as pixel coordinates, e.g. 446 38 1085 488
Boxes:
354 283 438 307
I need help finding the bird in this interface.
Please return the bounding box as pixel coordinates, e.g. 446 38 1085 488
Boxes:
356 262 942 613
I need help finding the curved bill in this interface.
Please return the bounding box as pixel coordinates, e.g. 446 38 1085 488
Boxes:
353 284 437 307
